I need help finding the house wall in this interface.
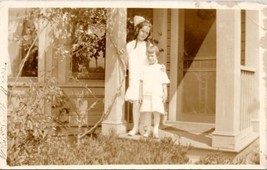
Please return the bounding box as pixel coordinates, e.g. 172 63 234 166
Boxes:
7 9 105 128
166 9 171 114
167 10 171 76
8 79 104 127
241 10 246 65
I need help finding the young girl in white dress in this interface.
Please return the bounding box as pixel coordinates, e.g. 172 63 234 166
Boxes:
125 16 152 136
139 45 170 138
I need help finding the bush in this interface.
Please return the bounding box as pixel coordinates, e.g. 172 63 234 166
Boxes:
7 132 190 165
196 149 261 165
195 151 232 165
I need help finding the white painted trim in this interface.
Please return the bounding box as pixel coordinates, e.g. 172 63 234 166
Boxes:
168 9 179 121
240 65 256 72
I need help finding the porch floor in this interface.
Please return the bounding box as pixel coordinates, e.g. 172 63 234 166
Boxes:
118 121 260 164
119 121 215 150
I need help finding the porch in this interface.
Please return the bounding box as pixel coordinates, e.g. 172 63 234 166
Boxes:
120 121 216 149
102 8 261 153
119 121 259 163
6 7 261 155
4 5 265 166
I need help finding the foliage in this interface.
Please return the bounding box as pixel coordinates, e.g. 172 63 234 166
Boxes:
195 152 233 165
195 149 261 165
7 78 62 165
249 151 260 164
7 131 190 165
7 77 93 165
12 8 107 78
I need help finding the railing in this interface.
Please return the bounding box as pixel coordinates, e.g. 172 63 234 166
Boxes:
240 66 255 131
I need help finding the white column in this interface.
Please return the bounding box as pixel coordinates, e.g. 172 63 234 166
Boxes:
168 9 184 121
212 10 242 151
245 10 260 132
169 9 178 121
102 8 127 135
259 7 267 167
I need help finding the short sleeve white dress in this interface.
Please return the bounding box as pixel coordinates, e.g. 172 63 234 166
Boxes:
139 63 170 114
125 40 148 101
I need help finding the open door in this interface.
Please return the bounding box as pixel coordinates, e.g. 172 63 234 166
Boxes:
178 9 216 123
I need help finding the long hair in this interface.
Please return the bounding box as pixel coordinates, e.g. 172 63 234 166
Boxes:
134 20 152 49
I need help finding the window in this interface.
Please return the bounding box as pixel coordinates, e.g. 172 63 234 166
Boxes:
71 9 106 80
8 8 107 81
8 8 38 78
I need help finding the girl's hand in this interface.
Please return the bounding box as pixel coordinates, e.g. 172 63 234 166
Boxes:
161 64 166 72
163 95 167 103
127 99 134 103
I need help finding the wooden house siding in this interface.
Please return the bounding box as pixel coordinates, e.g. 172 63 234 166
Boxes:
241 10 246 66
167 9 171 75
166 9 171 111
8 82 104 127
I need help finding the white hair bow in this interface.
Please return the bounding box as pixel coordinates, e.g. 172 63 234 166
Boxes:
133 16 145 27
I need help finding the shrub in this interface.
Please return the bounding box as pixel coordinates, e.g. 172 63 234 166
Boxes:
195 151 232 165
250 152 260 164
7 132 190 165
196 149 261 165
7 78 62 165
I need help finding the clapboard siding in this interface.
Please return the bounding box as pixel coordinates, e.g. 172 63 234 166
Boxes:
241 10 246 66
8 83 104 126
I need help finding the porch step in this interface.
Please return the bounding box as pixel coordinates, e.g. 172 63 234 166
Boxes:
186 137 260 164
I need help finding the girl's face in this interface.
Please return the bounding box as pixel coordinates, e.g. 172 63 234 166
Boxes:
137 26 150 41
147 51 157 65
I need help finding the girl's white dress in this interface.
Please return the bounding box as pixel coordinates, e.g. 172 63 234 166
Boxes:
140 63 170 114
125 40 148 101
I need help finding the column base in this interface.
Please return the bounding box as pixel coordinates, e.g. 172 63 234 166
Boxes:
212 126 259 152
251 119 259 132
101 120 127 135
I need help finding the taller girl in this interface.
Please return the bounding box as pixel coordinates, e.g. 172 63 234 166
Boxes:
125 16 153 136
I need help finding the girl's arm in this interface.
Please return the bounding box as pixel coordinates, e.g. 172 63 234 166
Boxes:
163 84 168 103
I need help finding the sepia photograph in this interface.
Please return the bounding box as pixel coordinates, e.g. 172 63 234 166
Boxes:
0 0 267 169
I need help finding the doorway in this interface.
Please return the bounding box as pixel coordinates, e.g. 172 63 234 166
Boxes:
178 9 216 123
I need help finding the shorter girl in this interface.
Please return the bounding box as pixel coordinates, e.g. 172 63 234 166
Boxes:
139 45 170 138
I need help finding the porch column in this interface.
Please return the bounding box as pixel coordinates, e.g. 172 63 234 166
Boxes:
212 10 242 151
245 10 260 132
102 8 127 135
259 8 267 167
169 9 184 121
